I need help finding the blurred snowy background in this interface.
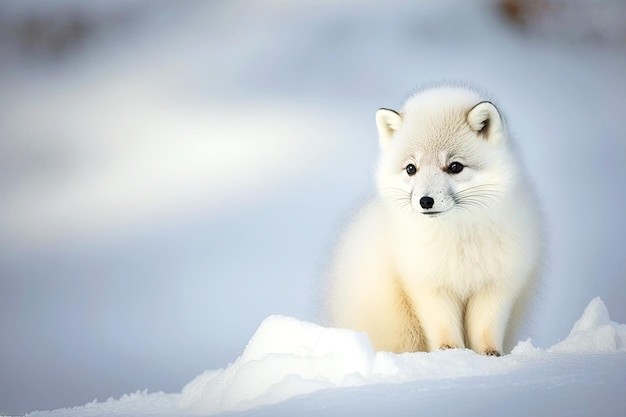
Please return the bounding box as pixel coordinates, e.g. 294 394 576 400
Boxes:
1 0 624 415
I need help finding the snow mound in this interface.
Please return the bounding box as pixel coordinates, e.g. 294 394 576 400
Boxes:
548 297 626 353
180 297 626 415
180 316 375 413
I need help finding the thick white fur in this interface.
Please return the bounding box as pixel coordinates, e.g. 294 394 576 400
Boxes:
325 86 543 355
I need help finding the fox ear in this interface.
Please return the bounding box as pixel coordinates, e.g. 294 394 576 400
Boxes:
467 101 503 142
376 108 402 150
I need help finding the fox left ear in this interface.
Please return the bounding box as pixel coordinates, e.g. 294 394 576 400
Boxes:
467 101 503 143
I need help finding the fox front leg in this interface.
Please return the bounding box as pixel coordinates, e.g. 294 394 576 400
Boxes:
465 285 517 356
410 288 465 352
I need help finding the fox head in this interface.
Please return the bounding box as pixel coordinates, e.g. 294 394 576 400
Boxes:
375 87 519 218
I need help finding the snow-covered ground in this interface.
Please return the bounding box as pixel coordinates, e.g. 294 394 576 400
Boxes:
26 298 626 417
1 0 625 415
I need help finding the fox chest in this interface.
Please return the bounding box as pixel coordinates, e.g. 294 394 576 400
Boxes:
389 221 517 297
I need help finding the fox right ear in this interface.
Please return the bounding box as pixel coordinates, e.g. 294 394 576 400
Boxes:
376 108 402 150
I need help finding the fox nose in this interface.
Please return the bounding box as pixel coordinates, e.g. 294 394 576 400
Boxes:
419 196 435 209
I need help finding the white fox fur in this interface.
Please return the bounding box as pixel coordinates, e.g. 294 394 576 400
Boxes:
325 86 543 355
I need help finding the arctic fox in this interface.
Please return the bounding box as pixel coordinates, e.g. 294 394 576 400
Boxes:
325 86 543 356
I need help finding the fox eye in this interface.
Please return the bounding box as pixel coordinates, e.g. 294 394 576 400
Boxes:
448 162 464 174
405 164 417 176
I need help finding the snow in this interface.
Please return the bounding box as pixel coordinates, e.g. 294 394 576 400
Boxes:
1 0 625 415
26 297 626 417
179 316 376 413
548 297 626 353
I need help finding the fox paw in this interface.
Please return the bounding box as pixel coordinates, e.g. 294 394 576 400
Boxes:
440 344 460 350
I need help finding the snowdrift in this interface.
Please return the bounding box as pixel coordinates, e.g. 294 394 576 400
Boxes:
29 297 626 417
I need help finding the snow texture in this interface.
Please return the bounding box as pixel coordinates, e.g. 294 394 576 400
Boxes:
27 298 626 417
